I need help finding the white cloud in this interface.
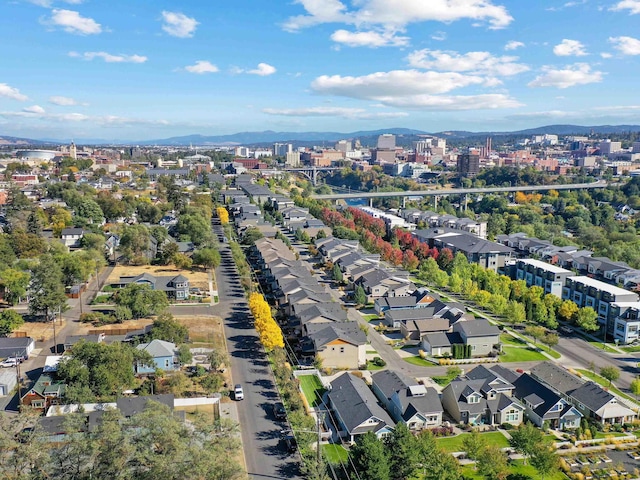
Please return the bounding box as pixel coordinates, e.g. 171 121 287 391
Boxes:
330 29 409 47
263 106 408 119
0 83 29 101
609 36 640 55
406 49 529 76
284 0 513 32
553 39 588 56
47 9 102 35
311 70 487 97
68 51 147 63
49 95 80 106
23 105 45 114
610 0 640 14
600 52 613 58
431 31 447 41
369 93 522 110
184 60 219 74
161 11 198 38
247 63 277 76
27 0 83 7
528 63 603 88
504 40 524 50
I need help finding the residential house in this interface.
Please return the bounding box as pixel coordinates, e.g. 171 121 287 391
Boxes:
511 258 574 298
371 370 443 430
504 369 582 430
63 333 105 352
114 273 190 300
611 302 640 344
0 337 35 359
61 228 85 248
135 339 178 374
441 366 525 426
295 302 349 333
422 331 463 357
452 319 501 357
303 322 366 369
21 374 65 412
327 372 395 442
284 289 334 317
374 296 417 315
531 362 636 425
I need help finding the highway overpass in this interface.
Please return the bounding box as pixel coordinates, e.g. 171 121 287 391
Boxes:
311 180 608 205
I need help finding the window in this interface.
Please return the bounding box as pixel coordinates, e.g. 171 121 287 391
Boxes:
32 401 44 408
165 359 170 367
468 395 480 404
340 347 345 353
505 409 519 422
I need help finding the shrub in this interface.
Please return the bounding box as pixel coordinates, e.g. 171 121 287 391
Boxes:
501 423 515 430
114 306 132 322
372 357 386 367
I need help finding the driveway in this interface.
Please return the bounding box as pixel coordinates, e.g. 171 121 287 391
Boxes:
213 223 302 479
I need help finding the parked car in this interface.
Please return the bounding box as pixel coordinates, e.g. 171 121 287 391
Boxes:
272 402 286 420
234 384 244 401
559 326 575 334
280 430 297 454
1 358 19 368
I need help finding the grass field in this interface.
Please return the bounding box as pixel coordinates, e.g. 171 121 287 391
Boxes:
107 265 209 290
500 333 526 346
500 346 547 362
584 338 619 353
322 444 349 464
299 374 326 408
621 345 640 353
459 459 569 479
404 356 435 367
435 432 509 453
361 314 381 322
537 343 562 359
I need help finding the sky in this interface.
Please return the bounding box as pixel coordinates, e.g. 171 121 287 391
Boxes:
1 0 640 142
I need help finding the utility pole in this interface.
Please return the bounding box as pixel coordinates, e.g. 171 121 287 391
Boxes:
317 412 323 463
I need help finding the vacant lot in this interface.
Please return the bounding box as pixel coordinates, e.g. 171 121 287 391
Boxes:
107 265 209 290
175 315 226 348
15 318 67 342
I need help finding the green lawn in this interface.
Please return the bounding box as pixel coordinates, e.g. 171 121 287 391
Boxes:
586 340 619 353
436 432 510 453
500 333 526 346
621 345 640 353
404 356 435 367
366 361 385 370
500 346 547 363
361 314 381 322
575 369 638 406
322 444 349 464
537 343 562 359
299 374 326 408
459 459 569 480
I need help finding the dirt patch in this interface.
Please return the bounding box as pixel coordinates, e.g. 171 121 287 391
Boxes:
175 315 225 347
107 265 209 290
14 318 67 342
74 318 153 336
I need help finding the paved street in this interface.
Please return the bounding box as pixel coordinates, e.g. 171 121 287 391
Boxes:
213 223 301 480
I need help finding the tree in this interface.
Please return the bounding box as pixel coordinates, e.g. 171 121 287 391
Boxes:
149 312 189 343
332 263 343 283
29 254 67 320
557 299 579 322
177 344 192 365
0 268 30 305
350 432 390 480
509 422 543 465
75 198 104 224
354 285 367 306
385 422 419 480
216 206 229 225
301 456 330 480
524 325 546 345
541 333 559 348
530 446 559 480
574 307 599 332
600 365 620 386
192 248 221 269
436 248 454 272
0 310 24 336
461 431 486 463
171 253 193 270
476 445 509 480
208 348 229 371
176 213 212 246
119 224 151 264
26 210 42 235
631 378 640 401
416 431 460 480
248 293 284 351
241 227 264 245
113 283 169 319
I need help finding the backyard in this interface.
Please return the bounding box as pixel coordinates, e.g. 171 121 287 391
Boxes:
107 265 210 292
299 374 326 408
322 444 349 465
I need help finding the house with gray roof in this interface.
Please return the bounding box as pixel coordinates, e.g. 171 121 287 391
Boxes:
531 362 636 425
136 339 178 374
303 322 366 369
295 302 349 331
327 372 395 442
452 319 501 357
371 370 443 430
115 273 189 300
441 366 525 426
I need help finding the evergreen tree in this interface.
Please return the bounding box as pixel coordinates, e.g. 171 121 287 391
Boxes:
350 432 390 480
28 254 67 321
26 210 42 235
385 422 419 480
354 285 367 306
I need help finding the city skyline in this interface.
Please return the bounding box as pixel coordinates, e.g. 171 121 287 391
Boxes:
1 0 640 140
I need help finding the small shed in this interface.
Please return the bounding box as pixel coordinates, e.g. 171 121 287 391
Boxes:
0 369 17 396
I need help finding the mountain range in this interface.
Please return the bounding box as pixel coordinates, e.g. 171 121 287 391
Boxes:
1 124 640 146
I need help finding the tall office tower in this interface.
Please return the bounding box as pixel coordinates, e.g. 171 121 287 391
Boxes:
457 152 480 176
69 141 77 160
285 151 301 167
335 140 352 153
486 137 492 155
273 143 293 157
377 134 396 150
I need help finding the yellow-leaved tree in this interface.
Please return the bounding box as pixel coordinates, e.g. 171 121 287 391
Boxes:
248 293 284 351
216 207 229 225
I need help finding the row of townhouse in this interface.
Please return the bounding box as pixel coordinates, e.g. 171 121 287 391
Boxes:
325 361 635 444
250 236 367 370
508 258 640 342
401 209 488 239
498 232 640 290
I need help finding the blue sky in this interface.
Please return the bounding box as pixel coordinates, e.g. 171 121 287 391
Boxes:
1 0 640 141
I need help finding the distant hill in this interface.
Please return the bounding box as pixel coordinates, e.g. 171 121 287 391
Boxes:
435 124 640 138
0 135 55 146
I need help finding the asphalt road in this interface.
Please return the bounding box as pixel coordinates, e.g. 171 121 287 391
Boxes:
213 223 302 480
